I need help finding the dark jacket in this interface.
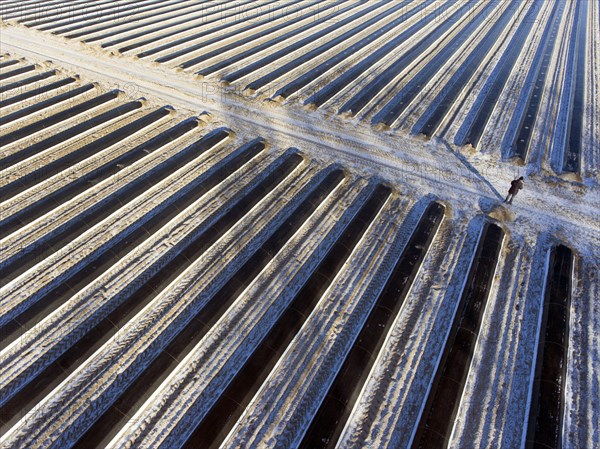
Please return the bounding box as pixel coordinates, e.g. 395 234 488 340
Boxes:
509 179 524 195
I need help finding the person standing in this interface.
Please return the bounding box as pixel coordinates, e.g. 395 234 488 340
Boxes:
504 176 524 204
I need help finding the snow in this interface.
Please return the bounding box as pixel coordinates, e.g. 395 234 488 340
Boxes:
222 191 411 449
107 174 369 449
0 139 277 405
0 2 598 448
338 212 483 449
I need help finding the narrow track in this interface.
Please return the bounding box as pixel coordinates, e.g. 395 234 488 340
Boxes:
411 222 504 448
299 202 445 449
563 0 588 172
512 1 567 161
525 244 573 449
372 1 501 128
181 183 390 449
460 2 546 148
416 1 520 137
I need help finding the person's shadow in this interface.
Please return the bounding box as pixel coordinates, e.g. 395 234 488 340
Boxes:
443 142 504 201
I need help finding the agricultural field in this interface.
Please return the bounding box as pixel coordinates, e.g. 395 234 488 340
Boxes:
0 1 598 449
